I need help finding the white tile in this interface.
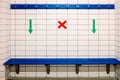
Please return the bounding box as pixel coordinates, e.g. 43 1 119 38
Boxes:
57 30 67 34
78 51 88 56
26 15 36 20
78 46 88 50
36 25 47 29
37 0 47 4
89 51 99 56
15 0 25 4
78 15 89 20
47 30 56 34
89 0 99 4
9 0 117 59
36 36 46 40
78 41 88 46
0 20 7 25
99 36 109 40
78 0 88 4
0 43 8 48
68 35 77 40
89 46 98 50
57 41 67 45
36 41 46 45
68 15 77 20
10 0 15 3
37 15 46 20
47 50 57 55
57 46 67 50
0 72 5 78
68 41 77 45
99 41 109 45
89 15 99 20
16 36 25 40
99 46 109 50
47 0 57 4
16 15 25 19
0 78 6 80
57 10 67 14
15 51 25 56
68 46 77 50
89 41 98 45
37 51 46 55
68 10 77 14
47 41 56 45
99 15 109 19
16 10 25 14
47 36 56 40
26 0 37 4
68 50 77 56
37 19 46 25
78 20 89 25
47 20 57 25
57 72 67 77
26 36 36 40
37 46 46 50
0 66 5 72
47 46 56 50
57 36 67 40
26 51 36 56
89 72 99 77
16 46 25 50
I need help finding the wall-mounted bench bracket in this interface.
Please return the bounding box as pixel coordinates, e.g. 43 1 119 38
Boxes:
75 64 81 74
106 64 110 74
45 64 50 74
15 64 20 74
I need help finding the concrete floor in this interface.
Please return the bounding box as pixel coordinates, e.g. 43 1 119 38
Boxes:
12 77 117 80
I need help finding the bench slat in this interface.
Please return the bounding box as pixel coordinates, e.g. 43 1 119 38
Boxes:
4 58 120 65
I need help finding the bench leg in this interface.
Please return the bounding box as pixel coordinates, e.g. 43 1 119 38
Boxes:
15 65 20 74
106 64 110 74
45 64 50 74
7 78 13 80
75 64 81 74
8 65 13 71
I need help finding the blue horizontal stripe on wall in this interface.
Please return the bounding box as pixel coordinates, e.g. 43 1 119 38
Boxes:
11 4 115 9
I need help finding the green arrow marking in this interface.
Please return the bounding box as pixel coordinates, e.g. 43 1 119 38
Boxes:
92 19 96 34
28 19 33 34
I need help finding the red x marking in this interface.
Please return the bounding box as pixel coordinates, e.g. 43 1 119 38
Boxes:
58 20 67 29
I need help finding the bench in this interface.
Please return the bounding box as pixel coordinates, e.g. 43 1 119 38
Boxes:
4 58 120 74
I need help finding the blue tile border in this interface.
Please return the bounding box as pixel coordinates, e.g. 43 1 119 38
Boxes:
11 4 115 9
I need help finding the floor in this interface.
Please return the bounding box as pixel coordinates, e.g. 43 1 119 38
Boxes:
12 77 117 80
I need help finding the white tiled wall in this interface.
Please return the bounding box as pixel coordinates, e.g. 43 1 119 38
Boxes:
10 0 115 59
112 0 120 80
0 0 116 78
115 0 120 60
0 0 10 80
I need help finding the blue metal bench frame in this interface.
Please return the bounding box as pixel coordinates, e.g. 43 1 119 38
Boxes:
4 58 120 74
